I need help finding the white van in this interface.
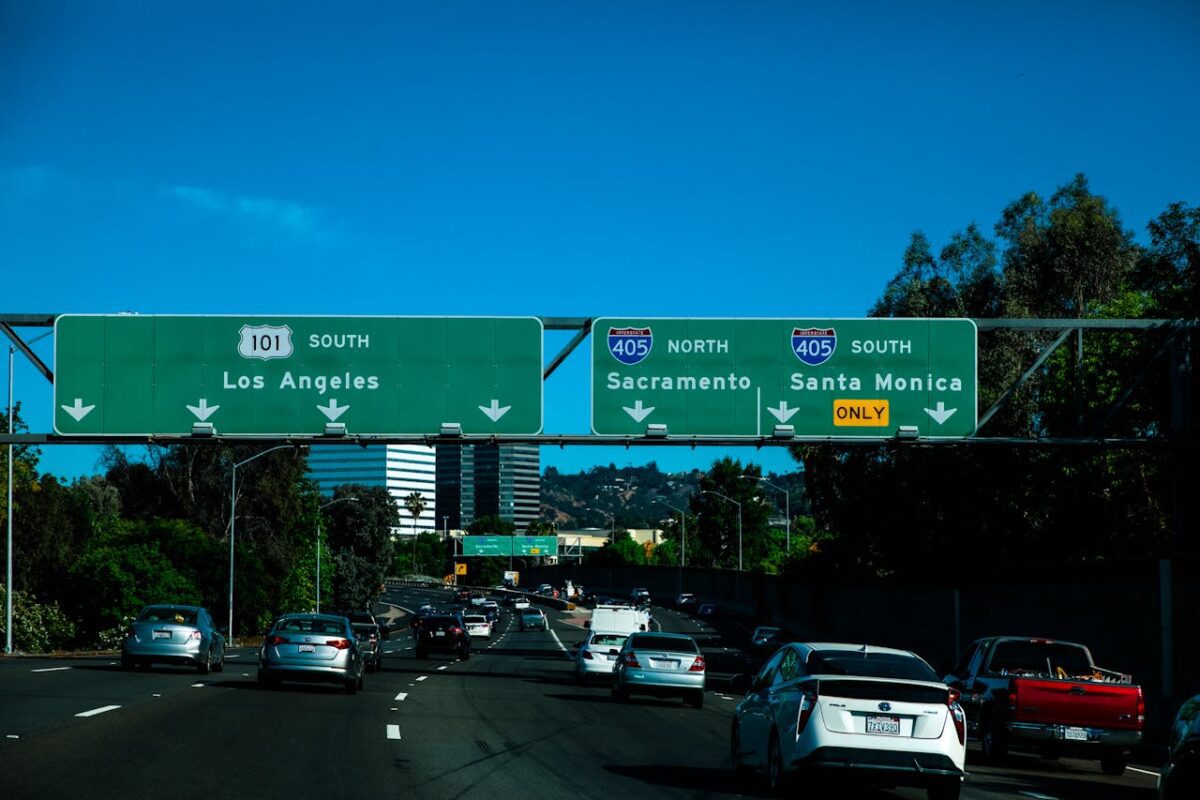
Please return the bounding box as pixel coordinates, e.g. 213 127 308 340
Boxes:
589 605 650 637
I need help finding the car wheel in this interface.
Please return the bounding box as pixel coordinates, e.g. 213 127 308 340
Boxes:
611 682 628 702
197 648 212 675
120 654 134 671
357 672 364 691
1100 751 1127 776
460 648 471 661
730 722 751 782
687 690 704 709
766 732 784 794
927 780 962 800
979 717 1008 762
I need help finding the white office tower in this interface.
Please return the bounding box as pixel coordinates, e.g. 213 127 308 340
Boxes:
307 444 437 534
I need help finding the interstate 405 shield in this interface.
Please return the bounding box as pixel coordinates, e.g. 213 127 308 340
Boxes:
591 318 977 438
54 315 544 436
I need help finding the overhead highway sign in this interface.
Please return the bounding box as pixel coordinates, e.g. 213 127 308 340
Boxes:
591 317 976 438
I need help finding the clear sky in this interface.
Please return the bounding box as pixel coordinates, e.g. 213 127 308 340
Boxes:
2 1 1198 479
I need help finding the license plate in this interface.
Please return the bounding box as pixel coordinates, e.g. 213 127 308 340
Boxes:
153 630 170 640
435 630 445 637
1063 727 1088 741
649 659 679 670
298 644 315 653
866 715 901 735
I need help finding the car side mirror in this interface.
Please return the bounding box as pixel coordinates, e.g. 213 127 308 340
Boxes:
583 620 590 629
217 626 229 637
730 673 752 695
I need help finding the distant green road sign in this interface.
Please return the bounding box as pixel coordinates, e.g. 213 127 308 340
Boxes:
54 315 543 436
461 537 512 557
592 318 976 438
460 536 559 557
513 536 558 556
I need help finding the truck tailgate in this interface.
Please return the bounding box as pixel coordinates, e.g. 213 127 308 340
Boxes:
1012 679 1142 730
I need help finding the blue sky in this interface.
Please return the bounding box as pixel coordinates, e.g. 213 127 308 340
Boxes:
2 0 1198 479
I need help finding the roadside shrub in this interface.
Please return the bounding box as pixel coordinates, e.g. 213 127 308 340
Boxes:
0 584 77 653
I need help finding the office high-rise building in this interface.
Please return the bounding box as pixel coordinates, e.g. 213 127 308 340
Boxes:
307 445 437 533
436 444 540 531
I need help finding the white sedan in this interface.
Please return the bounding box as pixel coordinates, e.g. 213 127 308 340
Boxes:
730 642 966 799
513 596 531 610
462 614 493 639
575 631 628 681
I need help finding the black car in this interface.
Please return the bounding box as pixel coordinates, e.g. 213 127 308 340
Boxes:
415 614 471 660
1161 694 1200 799
333 609 388 640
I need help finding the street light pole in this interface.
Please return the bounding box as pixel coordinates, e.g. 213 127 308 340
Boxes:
742 475 790 553
317 496 358 613
229 444 297 640
655 499 688 597
702 490 742 571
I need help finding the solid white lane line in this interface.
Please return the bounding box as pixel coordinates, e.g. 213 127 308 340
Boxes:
386 724 402 740
31 667 72 673
76 705 121 718
1018 792 1059 800
1127 767 1160 778
416 676 428 682
548 628 568 653
394 692 408 701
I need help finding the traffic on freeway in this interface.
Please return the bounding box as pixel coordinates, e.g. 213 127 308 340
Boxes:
0 584 1174 799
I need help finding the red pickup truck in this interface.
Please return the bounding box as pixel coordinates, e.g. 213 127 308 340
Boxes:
945 637 1143 775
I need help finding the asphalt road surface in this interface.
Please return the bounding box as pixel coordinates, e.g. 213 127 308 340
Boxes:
0 587 1163 799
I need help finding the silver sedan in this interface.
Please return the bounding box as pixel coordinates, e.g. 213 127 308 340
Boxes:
258 614 365 694
121 605 226 674
611 632 706 708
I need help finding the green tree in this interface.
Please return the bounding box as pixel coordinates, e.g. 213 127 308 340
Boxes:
687 457 771 569
0 402 41 528
324 485 398 609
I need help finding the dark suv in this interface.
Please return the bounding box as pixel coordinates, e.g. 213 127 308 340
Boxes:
332 610 386 672
415 614 471 660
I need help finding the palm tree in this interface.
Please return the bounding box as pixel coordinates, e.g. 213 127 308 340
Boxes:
405 492 427 571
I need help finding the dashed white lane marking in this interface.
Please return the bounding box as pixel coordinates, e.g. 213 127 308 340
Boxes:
31 667 72 673
76 705 121 718
6 734 18 739
416 676 428 682
1019 792 1059 800
1127 767 1161 778
107 662 117 666
152 693 162 697
437 665 448 671
226 654 241 659
386 724 402 740
191 682 206 688
395 692 408 701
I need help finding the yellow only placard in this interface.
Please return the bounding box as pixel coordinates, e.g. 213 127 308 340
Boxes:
833 399 890 427
455 562 468 575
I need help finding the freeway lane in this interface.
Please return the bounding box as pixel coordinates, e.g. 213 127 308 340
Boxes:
0 587 1163 799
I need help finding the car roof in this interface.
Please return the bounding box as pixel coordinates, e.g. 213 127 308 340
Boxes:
629 631 693 642
143 604 203 611
802 642 916 657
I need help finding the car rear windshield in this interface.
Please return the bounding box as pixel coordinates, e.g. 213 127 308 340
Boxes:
630 635 698 654
277 617 346 635
522 610 542 618
987 641 1092 677
425 616 459 629
464 616 487 624
755 627 781 637
807 651 938 682
139 607 198 624
591 634 627 647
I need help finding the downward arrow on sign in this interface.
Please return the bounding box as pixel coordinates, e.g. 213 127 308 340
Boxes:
923 401 957 425
317 399 349 422
186 398 220 421
61 398 96 422
766 401 798 424
479 399 511 422
622 400 655 423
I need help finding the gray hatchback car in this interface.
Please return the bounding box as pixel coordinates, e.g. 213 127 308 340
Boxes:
258 614 365 694
121 604 226 674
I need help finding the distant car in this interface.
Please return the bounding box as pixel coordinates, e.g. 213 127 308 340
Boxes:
513 596 531 610
750 626 785 653
351 623 384 672
675 593 697 610
611 632 705 708
576 631 629 682
730 642 965 798
455 588 472 603
519 609 547 631
333 608 388 640
415 614 470 660
463 614 492 639
257 614 364 694
121 604 227 674
1160 693 1200 799
481 600 501 622
630 588 651 606
537 583 554 597
697 603 717 618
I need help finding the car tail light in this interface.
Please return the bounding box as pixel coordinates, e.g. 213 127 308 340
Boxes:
689 655 706 672
268 635 289 646
623 652 640 668
189 630 202 640
1006 688 1018 714
327 638 352 650
124 627 137 639
450 627 463 636
581 649 594 660
796 683 819 734
947 689 966 745
1136 686 1145 727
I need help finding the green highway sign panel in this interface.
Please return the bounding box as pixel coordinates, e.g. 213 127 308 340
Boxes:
513 536 558 556
592 318 976 438
461 537 512 557
54 315 543 436
460 536 559 557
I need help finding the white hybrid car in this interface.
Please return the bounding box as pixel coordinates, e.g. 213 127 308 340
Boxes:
730 643 966 799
